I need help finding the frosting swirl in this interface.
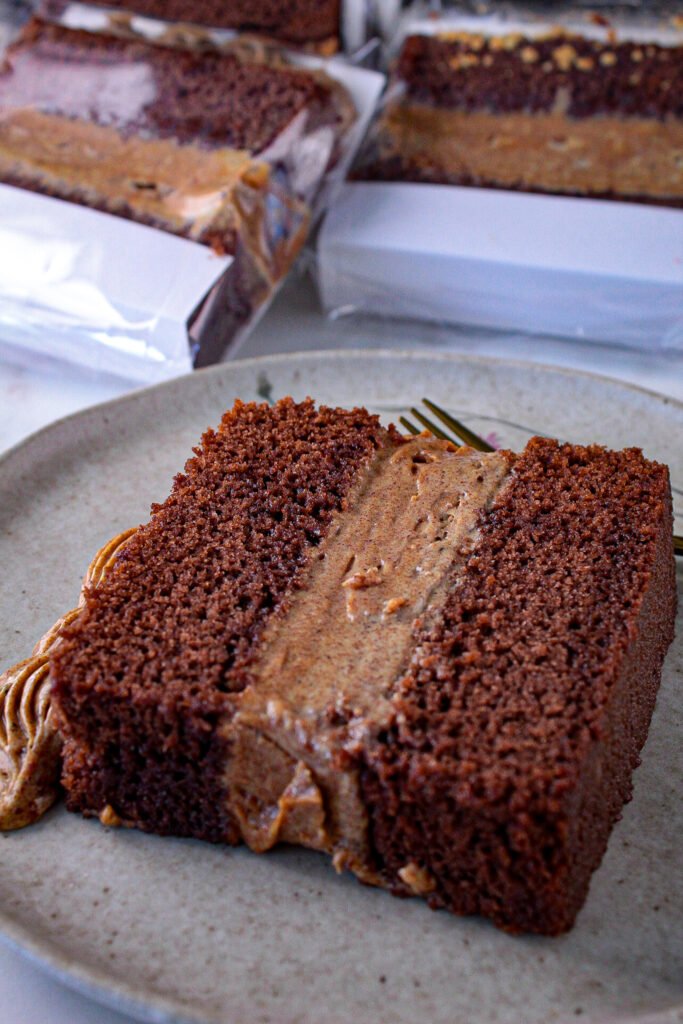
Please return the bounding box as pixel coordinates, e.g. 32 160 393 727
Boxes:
0 527 137 830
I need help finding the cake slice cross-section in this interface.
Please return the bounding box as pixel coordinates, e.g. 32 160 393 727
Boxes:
49 399 677 934
354 30 683 205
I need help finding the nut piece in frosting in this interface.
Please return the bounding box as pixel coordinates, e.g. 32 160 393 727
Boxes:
398 862 437 897
99 804 123 828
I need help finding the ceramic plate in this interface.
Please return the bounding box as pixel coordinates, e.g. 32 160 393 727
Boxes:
1 351 681 1024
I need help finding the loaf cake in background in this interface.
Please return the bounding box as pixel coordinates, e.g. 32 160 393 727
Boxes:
41 0 342 52
0 17 355 254
354 27 683 205
47 397 677 935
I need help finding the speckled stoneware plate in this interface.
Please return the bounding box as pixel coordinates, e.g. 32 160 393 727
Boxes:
1 351 681 1024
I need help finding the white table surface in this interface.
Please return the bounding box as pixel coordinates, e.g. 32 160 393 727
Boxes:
1 269 683 1023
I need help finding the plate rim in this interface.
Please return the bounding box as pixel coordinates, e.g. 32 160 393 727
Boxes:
2 348 682 476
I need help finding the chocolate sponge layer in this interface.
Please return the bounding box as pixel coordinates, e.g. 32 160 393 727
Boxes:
395 32 683 119
51 399 388 841
82 0 340 45
361 438 676 934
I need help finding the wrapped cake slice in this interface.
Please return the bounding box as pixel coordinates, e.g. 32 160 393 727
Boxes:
0 17 382 378
0 18 355 256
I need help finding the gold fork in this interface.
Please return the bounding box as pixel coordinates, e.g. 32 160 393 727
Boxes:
401 398 683 558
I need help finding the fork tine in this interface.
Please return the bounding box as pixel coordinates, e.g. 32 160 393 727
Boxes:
409 408 452 441
422 398 494 452
399 415 420 436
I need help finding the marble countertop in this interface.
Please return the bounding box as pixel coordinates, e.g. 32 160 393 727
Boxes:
1 269 682 1024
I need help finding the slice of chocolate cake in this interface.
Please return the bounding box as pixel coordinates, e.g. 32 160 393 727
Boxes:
0 18 355 253
44 0 341 52
47 398 676 935
354 30 683 205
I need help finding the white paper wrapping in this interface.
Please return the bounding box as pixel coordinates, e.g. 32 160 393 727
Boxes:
318 182 683 350
0 185 231 382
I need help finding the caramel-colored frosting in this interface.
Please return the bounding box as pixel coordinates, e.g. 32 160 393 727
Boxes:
380 103 683 200
0 24 352 251
0 109 259 240
224 438 512 880
0 528 137 831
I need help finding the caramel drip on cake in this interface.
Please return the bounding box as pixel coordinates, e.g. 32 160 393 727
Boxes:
224 438 512 880
0 528 137 830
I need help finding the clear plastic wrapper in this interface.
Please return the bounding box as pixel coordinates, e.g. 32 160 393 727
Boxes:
0 14 384 381
318 0 683 351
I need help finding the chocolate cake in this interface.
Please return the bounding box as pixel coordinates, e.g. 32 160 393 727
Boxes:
56 0 342 51
354 30 683 205
46 398 677 935
0 18 355 254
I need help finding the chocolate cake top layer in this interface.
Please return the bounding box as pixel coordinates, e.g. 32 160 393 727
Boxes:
52 398 388 760
82 0 340 44
0 18 331 152
397 32 683 119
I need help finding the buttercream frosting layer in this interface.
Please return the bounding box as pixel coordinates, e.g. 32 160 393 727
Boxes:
364 103 683 201
0 109 257 239
224 437 513 879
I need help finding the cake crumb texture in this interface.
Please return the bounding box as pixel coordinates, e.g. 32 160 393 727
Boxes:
362 438 677 934
51 398 387 841
396 32 683 118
